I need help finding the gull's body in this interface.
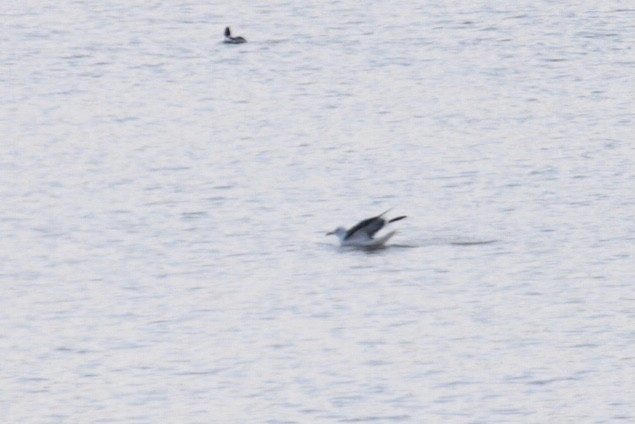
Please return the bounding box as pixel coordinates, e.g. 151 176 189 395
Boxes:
223 27 247 44
327 210 406 249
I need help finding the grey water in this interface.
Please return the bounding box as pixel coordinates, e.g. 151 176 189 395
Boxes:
1 1 634 423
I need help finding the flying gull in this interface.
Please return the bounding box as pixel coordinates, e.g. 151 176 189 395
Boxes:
327 209 407 248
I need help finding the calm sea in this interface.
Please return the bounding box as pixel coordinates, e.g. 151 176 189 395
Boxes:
1 1 634 423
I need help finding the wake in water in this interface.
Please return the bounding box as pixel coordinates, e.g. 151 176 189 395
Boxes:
324 238 498 252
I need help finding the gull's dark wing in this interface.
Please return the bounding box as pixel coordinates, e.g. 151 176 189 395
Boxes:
345 216 386 240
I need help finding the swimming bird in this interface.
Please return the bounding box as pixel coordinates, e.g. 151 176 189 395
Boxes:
223 27 247 44
327 209 407 248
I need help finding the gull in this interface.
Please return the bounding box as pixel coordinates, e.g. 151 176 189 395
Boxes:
223 27 247 44
327 209 407 248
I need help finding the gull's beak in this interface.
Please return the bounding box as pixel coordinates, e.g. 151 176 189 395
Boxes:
326 231 334 236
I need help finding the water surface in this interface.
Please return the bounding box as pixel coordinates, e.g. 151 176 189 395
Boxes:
1 1 634 423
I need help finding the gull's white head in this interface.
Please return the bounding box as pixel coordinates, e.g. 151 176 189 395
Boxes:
326 227 347 241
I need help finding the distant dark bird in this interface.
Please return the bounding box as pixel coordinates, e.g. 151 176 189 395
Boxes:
327 209 407 248
223 27 247 44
